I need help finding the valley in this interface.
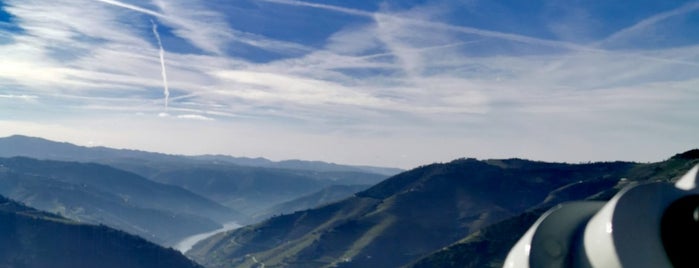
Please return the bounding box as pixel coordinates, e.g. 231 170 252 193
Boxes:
2 1 696 267
0 135 394 246
1 135 697 267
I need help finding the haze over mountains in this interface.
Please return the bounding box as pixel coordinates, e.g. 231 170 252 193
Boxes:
0 135 402 176
0 135 396 246
0 156 239 245
0 135 396 214
1 135 697 267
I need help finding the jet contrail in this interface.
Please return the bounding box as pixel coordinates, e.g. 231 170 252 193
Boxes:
96 0 165 18
151 19 169 109
258 0 699 67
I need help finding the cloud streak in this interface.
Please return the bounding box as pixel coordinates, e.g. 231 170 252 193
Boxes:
96 0 165 18
258 0 373 17
177 114 214 121
260 0 699 68
601 1 699 45
0 94 38 100
258 0 596 52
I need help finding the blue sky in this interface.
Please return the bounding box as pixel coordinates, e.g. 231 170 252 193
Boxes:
0 0 698 168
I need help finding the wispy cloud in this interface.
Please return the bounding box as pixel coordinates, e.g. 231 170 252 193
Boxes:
177 114 214 121
258 0 373 17
151 0 232 55
259 0 595 52
0 94 38 100
96 0 309 56
601 1 699 45
260 0 699 69
1 0 698 167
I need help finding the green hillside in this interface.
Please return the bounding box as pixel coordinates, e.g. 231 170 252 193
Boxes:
187 158 640 267
252 184 371 222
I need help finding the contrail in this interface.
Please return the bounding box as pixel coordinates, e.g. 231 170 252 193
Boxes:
258 0 699 67
96 0 165 18
257 0 590 51
151 19 169 109
600 1 699 45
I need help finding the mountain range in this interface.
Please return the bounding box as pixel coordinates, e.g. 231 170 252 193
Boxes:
1 134 697 267
0 135 395 215
187 152 699 268
409 150 699 268
0 135 401 176
0 135 395 247
0 156 240 246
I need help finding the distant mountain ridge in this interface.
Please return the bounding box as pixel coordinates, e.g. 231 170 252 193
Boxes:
0 194 202 268
0 135 394 216
191 155 403 176
146 163 389 214
0 135 403 175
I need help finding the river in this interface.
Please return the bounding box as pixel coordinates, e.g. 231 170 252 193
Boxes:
173 222 241 253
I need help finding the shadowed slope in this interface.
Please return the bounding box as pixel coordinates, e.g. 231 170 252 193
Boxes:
0 195 202 268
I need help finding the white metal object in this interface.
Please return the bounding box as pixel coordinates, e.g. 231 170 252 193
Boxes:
504 164 699 268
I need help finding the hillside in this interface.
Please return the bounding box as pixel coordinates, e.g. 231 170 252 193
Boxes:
0 195 202 268
409 151 699 267
187 158 637 267
0 157 242 245
252 184 371 222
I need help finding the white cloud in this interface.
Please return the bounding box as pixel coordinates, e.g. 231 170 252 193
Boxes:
176 114 214 121
1 0 698 167
212 70 391 109
150 0 232 55
325 26 383 56
0 94 38 101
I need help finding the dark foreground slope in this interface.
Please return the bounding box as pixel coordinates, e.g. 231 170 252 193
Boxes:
0 195 202 268
410 151 699 268
188 158 636 268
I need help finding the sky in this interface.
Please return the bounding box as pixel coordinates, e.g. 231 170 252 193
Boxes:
0 0 698 169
